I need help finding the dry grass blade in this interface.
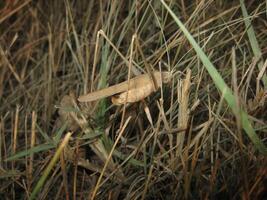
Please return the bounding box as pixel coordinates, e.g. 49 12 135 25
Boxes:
90 116 131 200
176 69 191 156
28 111 37 189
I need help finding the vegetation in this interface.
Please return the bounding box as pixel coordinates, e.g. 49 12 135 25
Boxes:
0 1 266 199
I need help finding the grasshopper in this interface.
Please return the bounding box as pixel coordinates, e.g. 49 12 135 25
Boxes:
78 71 172 105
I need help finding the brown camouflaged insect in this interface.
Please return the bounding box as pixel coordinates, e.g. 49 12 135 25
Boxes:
78 71 172 105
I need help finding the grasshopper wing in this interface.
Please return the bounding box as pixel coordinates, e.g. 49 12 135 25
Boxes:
78 81 130 102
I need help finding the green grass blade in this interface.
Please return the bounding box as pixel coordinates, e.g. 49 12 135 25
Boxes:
36 124 53 143
53 122 67 143
95 44 110 121
79 129 103 140
29 132 72 200
160 0 267 155
113 149 144 167
7 123 68 162
240 0 267 88
6 143 55 161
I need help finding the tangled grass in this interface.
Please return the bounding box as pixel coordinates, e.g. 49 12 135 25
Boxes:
0 1 266 199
